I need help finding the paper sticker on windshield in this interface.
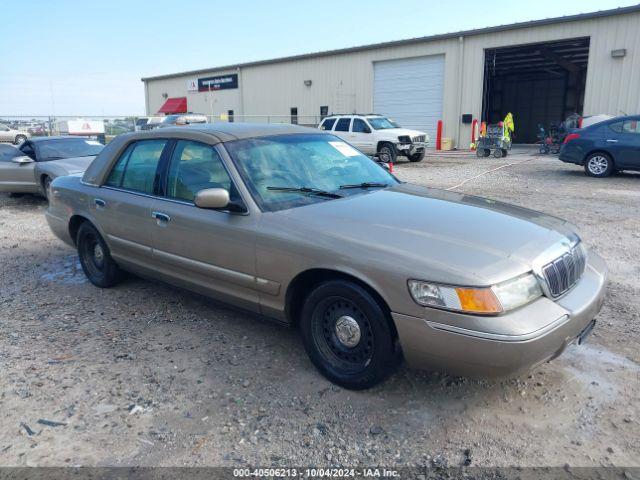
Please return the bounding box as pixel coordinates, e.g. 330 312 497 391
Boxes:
329 141 360 157
85 140 102 146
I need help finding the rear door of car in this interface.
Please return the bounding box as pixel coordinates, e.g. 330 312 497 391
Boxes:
349 118 375 154
93 138 169 266
148 139 261 313
332 117 352 143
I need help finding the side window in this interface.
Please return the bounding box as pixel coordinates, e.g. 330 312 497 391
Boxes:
352 119 369 133
105 139 166 194
622 120 640 134
320 118 336 131
166 140 235 202
609 122 623 134
334 118 351 132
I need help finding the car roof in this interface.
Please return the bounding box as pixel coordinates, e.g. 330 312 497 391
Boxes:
324 114 383 118
29 135 93 143
139 122 318 141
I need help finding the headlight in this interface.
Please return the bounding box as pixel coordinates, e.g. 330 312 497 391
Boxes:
408 273 542 315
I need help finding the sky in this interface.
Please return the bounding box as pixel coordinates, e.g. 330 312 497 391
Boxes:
1 0 637 117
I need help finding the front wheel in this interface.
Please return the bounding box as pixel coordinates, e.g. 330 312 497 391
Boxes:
584 153 614 177
407 151 425 162
377 143 397 163
42 176 52 201
300 280 400 390
77 222 124 288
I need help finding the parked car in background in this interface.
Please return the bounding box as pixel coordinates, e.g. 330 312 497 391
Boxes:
0 123 31 145
559 115 640 177
45 124 606 389
158 114 208 128
0 136 104 199
319 114 429 162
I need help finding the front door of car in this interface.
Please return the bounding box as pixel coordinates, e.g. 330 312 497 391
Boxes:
349 118 375 154
0 141 37 193
149 140 260 313
94 139 168 266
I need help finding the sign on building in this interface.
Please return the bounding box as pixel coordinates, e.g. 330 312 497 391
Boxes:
187 79 198 92
198 73 238 92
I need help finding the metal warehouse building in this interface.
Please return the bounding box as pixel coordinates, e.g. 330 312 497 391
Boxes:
142 5 640 146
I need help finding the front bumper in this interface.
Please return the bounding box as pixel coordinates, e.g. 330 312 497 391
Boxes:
393 252 608 378
396 142 427 156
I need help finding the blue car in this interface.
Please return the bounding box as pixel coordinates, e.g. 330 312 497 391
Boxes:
559 115 640 177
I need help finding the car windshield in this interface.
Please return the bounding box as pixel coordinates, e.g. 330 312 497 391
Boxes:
225 133 398 212
367 117 399 130
37 138 104 162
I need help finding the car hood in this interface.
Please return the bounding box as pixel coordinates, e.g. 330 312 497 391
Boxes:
48 156 96 174
376 127 428 138
272 183 578 285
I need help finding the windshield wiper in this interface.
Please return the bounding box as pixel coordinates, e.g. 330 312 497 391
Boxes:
339 182 390 190
266 186 342 199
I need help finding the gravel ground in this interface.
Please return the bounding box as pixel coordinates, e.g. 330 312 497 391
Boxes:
0 149 638 469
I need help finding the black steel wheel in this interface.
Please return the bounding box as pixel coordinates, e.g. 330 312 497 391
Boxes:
300 280 400 389
77 222 124 288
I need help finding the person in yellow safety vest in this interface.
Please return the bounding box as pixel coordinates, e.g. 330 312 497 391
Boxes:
503 112 515 143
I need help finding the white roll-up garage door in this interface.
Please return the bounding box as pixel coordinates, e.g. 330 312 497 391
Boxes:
373 55 445 140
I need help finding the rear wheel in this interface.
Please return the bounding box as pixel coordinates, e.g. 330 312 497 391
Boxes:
584 153 614 178
300 280 400 389
377 143 396 163
77 222 124 288
493 149 503 158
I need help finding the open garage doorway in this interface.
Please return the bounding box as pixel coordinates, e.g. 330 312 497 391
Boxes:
481 37 590 143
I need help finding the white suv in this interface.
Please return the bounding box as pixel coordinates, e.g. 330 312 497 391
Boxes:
318 114 429 162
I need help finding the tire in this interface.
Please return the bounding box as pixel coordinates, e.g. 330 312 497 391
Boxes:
300 280 400 390
481 148 490 157
407 151 425 162
8 192 24 198
42 176 52 201
76 222 124 288
584 152 614 178
377 143 396 164
493 149 503 158
501 149 508 157
14 135 27 145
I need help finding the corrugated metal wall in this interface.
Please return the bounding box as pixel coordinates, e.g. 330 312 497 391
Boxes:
144 11 640 147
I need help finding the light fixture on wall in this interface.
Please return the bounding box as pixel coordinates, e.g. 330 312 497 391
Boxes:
304 80 312 87
611 49 626 58
162 93 168 99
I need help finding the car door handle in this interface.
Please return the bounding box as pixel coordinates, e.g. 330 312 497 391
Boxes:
152 211 171 223
94 198 106 208
606 139 619 143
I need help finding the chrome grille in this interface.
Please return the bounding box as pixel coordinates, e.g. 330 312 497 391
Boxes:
412 135 426 143
541 244 586 297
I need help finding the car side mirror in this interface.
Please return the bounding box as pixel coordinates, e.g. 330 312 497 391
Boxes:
194 188 230 209
12 156 34 165
363 126 372 134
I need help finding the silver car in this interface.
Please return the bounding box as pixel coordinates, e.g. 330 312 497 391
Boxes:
0 136 103 199
0 122 30 145
44 124 607 389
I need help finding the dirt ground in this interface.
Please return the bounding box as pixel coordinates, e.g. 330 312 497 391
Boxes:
0 149 638 469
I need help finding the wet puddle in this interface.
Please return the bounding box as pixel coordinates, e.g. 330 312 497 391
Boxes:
39 255 87 285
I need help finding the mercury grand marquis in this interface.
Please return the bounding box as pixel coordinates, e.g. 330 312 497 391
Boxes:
44 124 607 389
